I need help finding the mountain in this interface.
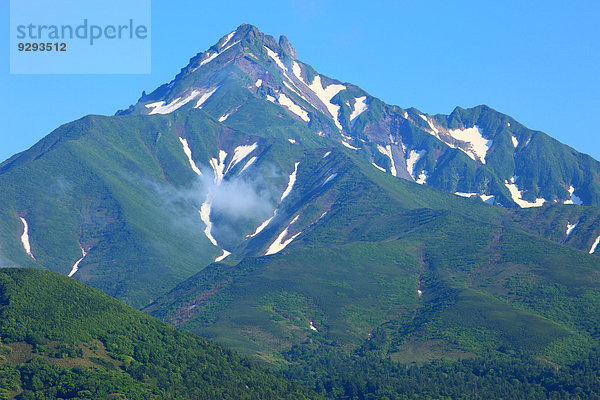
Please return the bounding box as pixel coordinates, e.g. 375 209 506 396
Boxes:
0 268 321 399
120 24 600 208
2 24 600 308
1 23 600 398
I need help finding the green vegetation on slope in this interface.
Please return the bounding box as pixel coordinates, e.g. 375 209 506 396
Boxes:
145 149 600 398
0 268 321 399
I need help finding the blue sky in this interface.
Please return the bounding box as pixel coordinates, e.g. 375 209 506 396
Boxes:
1 0 599 162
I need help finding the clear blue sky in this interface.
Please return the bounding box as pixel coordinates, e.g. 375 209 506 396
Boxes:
1 0 599 162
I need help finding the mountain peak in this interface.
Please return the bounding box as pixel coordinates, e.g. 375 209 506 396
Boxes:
232 23 260 40
279 35 297 59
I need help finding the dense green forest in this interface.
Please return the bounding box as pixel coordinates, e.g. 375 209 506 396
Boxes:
282 343 600 399
0 268 321 399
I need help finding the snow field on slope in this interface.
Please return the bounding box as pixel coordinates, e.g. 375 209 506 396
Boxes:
504 176 545 208
146 90 201 114
265 215 302 255
377 144 396 177
19 217 35 259
406 149 425 180
349 96 368 123
179 137 202 175
68 246 87 277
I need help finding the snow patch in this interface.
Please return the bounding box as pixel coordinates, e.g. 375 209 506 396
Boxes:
504 177 546 208
307 75 345 130
419 114 440 136
220 32 235 49
146 90 202 114
524 137 532 147
511 135 519 148
342 141 360 150
416 170 428 185
255 79 262 88
218 113 231 122
349 96 368 123
309 321 319 332
406 149 425 180
196 145 236 258
377 144 397 176
371 162 386 172
179 137 202 176
199 52 218 67
266 94 276 103
264 46 287 71
323 151 331 158
278 93 310 122
199 198 230 260
454 192 478 198
565 221 579 241
454 192 495 204
480 194 495 204
292 61 302 80
226 143 258 175
238 156 258 175
321 173 337 187
564 186 583 205
199 202 218 247
283 79 300 96
507 122 511 127
209 150 228 185
447 126 492 164
280 162 299 202
247 216 273 238
199 38 241 68
220 40 240 55
265 215 302 255
590 235 600 254
19 217 35 260
68 246 87 277
214 249 230 262
194 87 219 109
288 138 297 144
422 116 453 151
144 101 164 109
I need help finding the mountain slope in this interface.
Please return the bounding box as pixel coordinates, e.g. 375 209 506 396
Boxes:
146 189 600 363
144 183 600 397
0 268 321 399
2 24 600 309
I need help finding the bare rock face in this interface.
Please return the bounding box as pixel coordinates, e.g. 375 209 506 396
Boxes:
279 35 297 59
